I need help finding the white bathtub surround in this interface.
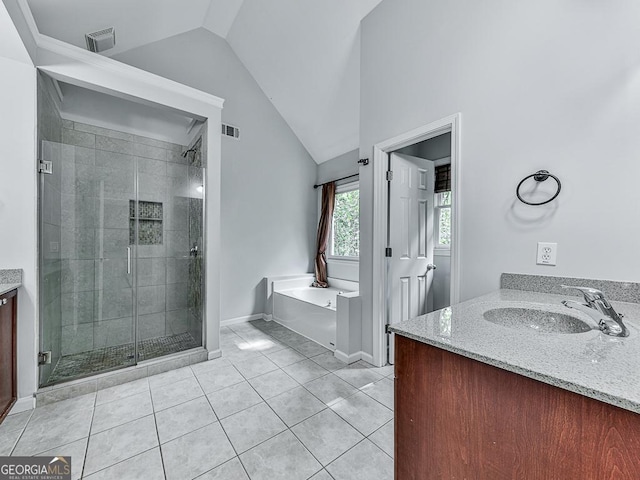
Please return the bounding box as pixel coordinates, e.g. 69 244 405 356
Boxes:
265 274 316 316
269 275 360 357
274 287 343 351
335 293 362 364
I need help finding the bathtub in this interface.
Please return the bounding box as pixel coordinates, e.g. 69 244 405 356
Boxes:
270 276 358 351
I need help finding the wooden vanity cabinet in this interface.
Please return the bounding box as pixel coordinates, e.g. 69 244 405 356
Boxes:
395 335 640 480
0 289 17 423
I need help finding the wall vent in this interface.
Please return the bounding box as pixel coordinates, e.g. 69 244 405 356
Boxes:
221 123 240 139
85 27 116 53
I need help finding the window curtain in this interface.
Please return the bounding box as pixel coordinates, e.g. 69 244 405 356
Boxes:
311 182 336 288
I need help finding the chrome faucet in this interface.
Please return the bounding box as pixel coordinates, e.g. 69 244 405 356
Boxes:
561 285 629 337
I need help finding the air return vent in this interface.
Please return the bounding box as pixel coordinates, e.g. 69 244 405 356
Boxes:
221 123 240 139
85 27 116 53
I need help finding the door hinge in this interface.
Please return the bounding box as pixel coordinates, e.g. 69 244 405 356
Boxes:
385 324 392 334
38 351 52 366
385 247 393 257
386 170 393 181
39 160 53 175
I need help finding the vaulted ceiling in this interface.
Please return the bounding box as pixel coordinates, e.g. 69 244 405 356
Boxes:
25 0 384 163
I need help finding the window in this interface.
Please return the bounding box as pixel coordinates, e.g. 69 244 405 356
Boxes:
434 191 451 249
330 183 359 258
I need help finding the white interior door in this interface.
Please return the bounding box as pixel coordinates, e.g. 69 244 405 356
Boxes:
388 153 435 364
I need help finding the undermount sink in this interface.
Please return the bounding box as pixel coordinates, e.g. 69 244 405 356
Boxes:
483 307 592 334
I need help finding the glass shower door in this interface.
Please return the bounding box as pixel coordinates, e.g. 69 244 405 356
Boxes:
39 140 137 386
134 142 204 361
93 146 137 370
39 133 205 387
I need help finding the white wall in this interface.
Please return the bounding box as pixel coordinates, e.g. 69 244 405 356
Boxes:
317 149 360 184
432 253 450 311
0 2 37 402
1 0 36 63
58 83 199 146
116 28 318 321
359 0 640 356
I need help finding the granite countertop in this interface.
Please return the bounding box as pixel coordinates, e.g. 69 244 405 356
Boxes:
0 269 22 296
389 288 640 414
0 283 21 296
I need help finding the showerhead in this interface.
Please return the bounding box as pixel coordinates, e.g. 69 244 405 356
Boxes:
182 147 198 158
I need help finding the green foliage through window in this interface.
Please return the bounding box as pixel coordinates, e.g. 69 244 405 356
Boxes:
438 207 451 246
332 189 359 257
436 191 451 247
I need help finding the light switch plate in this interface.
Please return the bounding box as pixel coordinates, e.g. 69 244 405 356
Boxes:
537 242 557 266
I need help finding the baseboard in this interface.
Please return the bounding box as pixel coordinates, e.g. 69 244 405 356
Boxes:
334 349 361 364
334 350 375 366
359 351 375 366
207 349 222 361
9 396 35 414
220 313 264 327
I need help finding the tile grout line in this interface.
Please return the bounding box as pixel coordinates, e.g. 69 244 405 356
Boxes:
29 320 391 479
223 330 353 473
81 446 159 479
218 322 395 476
147 384 168 480
78 392 98 479
6 412 33 457
209 353 325 472
366 419 394 461
190 364 251 478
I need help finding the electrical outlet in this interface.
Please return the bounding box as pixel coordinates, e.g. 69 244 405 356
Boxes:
536 242 557 266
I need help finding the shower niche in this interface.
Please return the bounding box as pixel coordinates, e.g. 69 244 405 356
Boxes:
130 200 163 245
37 73 206 387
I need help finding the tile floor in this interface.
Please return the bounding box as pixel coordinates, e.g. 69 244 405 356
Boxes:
1 319 394 479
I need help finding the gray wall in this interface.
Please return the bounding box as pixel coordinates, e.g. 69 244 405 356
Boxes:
359 0 640 356
116 28 318 321
317 149 359 185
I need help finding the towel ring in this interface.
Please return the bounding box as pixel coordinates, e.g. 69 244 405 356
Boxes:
516 170 561 206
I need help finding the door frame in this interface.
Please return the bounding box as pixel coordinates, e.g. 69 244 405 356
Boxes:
371 113 461 367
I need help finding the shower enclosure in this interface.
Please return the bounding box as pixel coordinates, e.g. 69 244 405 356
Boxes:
37 74 206 387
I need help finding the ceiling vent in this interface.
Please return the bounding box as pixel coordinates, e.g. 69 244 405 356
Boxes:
221 123 240 139
85 27 116 53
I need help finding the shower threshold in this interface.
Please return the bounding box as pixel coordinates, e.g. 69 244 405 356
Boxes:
45 332 201 386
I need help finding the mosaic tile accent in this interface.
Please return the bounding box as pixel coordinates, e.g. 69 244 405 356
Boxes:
45 332 200 386
129 200 163 245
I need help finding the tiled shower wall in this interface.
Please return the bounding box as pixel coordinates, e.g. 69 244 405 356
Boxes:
59 120 198 356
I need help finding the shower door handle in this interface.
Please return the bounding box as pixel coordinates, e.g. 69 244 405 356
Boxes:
127 247 131 275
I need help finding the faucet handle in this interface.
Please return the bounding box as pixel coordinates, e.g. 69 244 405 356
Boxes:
560 285 605 304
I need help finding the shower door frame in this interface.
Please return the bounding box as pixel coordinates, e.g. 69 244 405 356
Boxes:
37 117 209 388
33 54 222 391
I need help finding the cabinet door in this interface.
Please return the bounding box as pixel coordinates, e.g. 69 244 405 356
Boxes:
0 290 17 422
